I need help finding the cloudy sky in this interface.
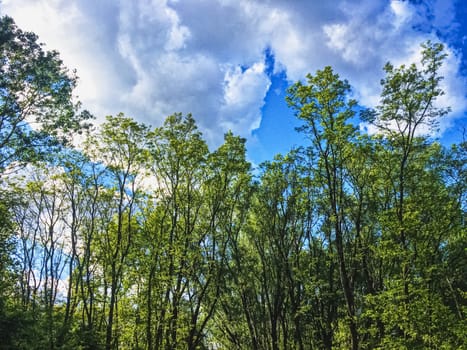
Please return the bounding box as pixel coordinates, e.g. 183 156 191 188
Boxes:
2 0 467 164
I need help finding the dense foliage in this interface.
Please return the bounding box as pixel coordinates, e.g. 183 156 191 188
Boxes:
0 16 465 349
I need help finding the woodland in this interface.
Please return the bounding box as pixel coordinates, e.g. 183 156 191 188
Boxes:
0 16 465 349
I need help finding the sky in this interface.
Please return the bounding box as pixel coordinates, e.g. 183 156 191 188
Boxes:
2 0 467 166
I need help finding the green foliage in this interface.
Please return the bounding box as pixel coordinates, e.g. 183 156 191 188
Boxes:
0 16 92 173
376 41 449 138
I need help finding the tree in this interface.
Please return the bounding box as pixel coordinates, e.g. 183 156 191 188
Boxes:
0 17 92 347
0 15 91 174
143 113 210 349
206 133 254 349
246 151 330 349
7 164 74 349
85 114 150 350
287 66 360 349
54 150 103 348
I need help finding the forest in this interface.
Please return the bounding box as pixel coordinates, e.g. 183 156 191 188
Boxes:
0 15 465 350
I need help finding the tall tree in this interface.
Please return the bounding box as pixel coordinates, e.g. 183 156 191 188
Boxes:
144 113 209 349
287 66 360 349
85 114 150 350
362 41 465 348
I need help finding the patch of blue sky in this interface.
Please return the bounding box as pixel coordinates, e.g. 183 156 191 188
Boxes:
249 50 303 166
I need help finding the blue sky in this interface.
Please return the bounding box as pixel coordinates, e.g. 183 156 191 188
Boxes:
2 0 466 166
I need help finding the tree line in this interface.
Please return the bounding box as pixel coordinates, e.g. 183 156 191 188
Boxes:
0 16 465 349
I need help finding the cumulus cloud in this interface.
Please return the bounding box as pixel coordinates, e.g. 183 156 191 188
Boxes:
220 62 271 135
1 0 465 148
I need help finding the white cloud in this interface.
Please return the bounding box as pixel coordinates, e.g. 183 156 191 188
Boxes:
1 0 465 148
220 62 271 135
